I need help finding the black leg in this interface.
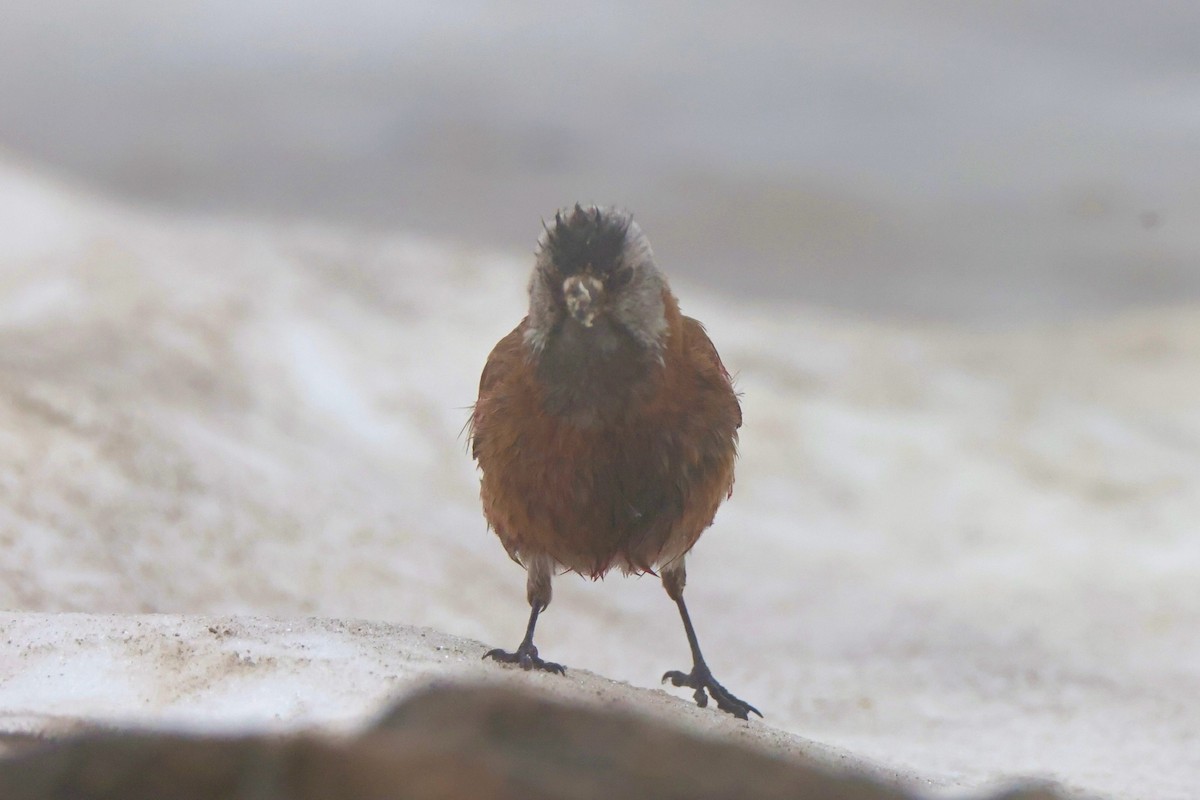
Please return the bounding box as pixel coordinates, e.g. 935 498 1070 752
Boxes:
662 594 761 719
483 603 566 675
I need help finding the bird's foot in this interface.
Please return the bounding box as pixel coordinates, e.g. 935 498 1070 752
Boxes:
662 663 761 719
483 641 566 675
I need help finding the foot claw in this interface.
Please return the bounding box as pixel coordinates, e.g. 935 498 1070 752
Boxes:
661 665 761 719
484 645 566 675
661 669 689 687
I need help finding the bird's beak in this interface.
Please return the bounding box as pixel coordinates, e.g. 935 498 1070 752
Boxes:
563 274 604 327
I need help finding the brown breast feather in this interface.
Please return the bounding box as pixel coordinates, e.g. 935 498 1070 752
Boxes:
470 292 740 578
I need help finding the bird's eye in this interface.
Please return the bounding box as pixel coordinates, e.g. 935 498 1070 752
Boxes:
609 266 634 289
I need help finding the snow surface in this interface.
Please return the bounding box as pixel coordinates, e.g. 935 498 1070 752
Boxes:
0 612 914 793
1 157 1198 798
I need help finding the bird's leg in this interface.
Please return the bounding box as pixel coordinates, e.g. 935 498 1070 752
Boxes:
660 561 761 719
483 603 564 674
484 554 565 675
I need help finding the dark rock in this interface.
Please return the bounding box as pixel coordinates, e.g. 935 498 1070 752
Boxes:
0 683 1071 800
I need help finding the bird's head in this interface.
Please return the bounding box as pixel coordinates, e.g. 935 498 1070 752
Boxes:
525 205 668 356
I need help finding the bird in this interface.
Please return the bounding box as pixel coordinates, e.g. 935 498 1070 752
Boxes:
469 204 760 719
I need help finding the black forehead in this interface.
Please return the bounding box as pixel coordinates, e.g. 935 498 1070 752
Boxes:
542 206 630 276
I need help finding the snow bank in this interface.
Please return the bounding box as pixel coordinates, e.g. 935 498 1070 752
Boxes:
0 158 1198 798
0 612 910 790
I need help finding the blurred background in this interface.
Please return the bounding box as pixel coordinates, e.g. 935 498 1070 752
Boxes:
3 5 1199 795
2 0 1198 323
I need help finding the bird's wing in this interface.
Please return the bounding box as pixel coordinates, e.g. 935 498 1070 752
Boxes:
470 319 528 461
681 315 742 429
